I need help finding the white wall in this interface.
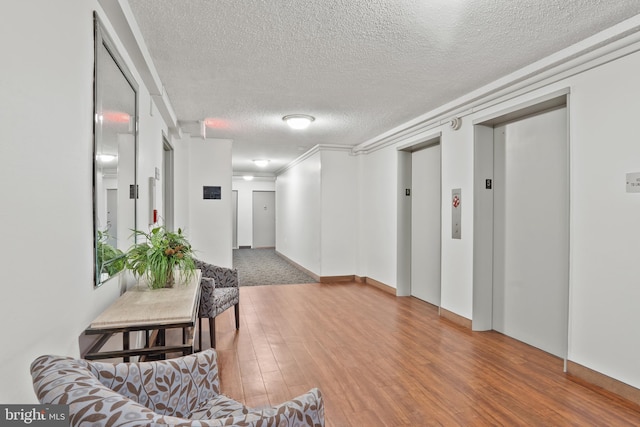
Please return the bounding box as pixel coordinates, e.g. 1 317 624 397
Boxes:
138 99 172 231
0 0 173 403
320 150 358 276
356 146 398 285
439 124 474 319
276 148 357 277
232 178 276 248
566 51 640 387
173 137 191 231
276 152 322 274
188 137 233 268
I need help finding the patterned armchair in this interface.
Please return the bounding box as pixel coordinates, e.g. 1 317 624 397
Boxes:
194 259 240 349
31 349 324 427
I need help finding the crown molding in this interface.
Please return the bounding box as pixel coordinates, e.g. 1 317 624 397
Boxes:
276 144 354 176
353 14 640 155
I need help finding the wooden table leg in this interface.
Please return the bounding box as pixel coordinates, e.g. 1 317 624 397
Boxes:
123 331 130 362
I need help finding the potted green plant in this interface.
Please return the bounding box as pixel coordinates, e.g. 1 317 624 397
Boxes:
125 226 196 289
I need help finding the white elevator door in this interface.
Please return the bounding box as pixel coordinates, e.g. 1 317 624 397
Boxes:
411 144 441 305
492 107 568 358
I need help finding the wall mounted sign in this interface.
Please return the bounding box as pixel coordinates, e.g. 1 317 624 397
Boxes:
203 186 221 200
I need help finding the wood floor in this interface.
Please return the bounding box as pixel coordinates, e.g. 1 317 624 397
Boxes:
202 282 640 426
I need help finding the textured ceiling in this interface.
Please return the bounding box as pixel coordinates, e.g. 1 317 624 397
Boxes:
127 0 640 175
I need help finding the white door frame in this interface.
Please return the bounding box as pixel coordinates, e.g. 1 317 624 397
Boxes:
162 134 174 231
472 89 570 360
232 190 238 249
396 133 442 298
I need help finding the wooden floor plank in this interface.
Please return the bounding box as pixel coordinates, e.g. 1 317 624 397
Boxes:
200 282 640 426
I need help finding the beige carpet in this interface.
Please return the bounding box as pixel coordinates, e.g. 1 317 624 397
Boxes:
233 248 317 286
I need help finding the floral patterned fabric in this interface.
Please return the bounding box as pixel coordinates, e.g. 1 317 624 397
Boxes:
194 259 239 289
198 277 217 319
195 259 240 319
31 349 324 427
211 288 238 317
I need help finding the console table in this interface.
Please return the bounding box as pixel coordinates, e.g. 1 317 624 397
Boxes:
83 270 201 361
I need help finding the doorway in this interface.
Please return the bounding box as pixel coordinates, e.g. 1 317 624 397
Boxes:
473 93 569 358
252 191 275 248
493 107 568 357
162 136 174 231
396 134 442 300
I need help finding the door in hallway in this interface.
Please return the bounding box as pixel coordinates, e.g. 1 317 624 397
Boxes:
492 107 568 358
411 143 441 305
252 191 275 248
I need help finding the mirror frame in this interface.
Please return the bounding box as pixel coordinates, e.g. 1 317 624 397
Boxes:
93 12 138 287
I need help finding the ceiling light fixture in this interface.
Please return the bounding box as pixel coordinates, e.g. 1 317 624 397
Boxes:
96 154 117 162
243 175 254 181
283 114 315 130
253 159 270 167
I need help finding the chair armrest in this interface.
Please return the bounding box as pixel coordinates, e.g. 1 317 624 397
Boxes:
191 388 324 427
199 277 216 317
242 388 324 426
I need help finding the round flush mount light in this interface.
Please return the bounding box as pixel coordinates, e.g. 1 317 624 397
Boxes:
253 159 270 167
96 154 117 162
283 114 315 130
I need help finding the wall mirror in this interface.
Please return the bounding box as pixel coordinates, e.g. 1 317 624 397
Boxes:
93 13 138 287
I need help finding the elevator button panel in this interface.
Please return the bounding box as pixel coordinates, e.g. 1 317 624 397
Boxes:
452 188 461 239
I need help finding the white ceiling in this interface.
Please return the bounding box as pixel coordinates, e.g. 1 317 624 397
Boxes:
126 0 640 176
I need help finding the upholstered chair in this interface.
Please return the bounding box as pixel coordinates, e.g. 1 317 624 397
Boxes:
194 259 240 349
31 349 324 426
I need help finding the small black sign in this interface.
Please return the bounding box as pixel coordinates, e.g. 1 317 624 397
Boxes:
485 179 492 189
129 184 138 199
203 186 221 200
